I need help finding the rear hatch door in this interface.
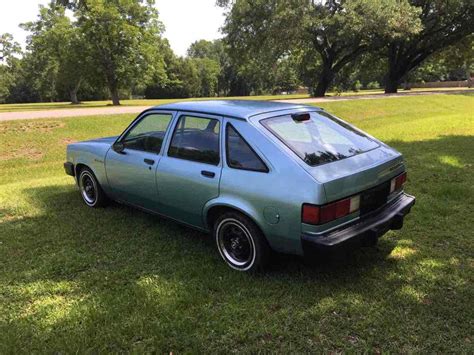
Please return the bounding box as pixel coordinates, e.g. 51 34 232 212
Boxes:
308 145 405 206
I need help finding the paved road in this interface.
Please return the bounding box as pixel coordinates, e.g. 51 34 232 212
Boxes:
0 89 471 122
0 105 152 122
276 89 472 104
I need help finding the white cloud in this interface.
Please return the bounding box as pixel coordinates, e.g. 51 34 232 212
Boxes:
157 0 225 56
0 0 50 49
0 0 225 56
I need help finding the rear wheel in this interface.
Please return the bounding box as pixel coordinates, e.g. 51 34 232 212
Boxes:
78 167 108 208
213 211 270 272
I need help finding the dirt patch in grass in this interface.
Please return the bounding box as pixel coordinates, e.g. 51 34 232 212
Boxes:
60 137 77 145
0 208 24 223
0 121 65 134
0 147 44 161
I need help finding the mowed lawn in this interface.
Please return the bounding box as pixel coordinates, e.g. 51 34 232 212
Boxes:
0 94 309 113
1 88 471 113
0 94 473 352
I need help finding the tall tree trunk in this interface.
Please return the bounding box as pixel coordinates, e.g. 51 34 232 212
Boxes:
70 89 80 104
385 44 399 94
110 84 120 106
69 79 81 104
313 65 334 97
105 70 121 105
384 77 399 94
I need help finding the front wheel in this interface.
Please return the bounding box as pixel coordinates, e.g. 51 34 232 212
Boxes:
213 212 270 272
78 167 108 208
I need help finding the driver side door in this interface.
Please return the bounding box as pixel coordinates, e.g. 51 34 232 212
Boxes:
105 111 175 211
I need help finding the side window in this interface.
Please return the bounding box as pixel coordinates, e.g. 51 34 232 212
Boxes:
226 124 268 172
168 115 220 165
122 113 173 153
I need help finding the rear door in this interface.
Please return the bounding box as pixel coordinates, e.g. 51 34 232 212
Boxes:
155 112 222 228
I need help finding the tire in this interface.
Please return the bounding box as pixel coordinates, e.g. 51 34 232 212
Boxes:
77 167 108 208
213 211 270 272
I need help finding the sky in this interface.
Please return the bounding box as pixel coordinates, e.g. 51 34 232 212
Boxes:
0 0 225 56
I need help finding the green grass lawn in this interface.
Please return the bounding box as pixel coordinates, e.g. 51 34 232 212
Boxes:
0 93 309 113
1 87 471 113
0 94 473 352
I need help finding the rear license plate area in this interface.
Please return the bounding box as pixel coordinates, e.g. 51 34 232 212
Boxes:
360 181 390 215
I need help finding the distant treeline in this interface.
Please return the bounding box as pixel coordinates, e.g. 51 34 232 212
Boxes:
0 0 472 105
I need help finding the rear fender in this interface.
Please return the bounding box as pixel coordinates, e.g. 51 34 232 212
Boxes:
203 196 263 232
203 196 303 255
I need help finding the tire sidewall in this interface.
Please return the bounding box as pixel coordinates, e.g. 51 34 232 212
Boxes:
214 214 261 272
79 169 100 207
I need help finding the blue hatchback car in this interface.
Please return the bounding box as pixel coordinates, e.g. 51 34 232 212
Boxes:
64 100 415 271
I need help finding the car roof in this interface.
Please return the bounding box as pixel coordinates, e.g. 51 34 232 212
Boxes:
153 100 319 120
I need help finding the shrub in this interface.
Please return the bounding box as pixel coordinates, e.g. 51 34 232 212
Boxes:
352 80 362 92
366 81 380 90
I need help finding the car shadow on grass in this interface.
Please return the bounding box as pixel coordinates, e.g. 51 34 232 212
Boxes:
1 135 473 352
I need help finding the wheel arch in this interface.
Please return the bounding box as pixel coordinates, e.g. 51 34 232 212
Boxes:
74 162 99 184
72 153 109 191
74 163 89 184
204 201 269 246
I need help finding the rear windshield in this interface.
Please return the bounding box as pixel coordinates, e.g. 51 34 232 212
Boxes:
261 111 379 166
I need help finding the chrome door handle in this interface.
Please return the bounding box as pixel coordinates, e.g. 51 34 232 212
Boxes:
201 170 215 178
144 158 155 165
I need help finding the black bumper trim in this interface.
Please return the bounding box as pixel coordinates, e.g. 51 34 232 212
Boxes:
64 162 75 177
302 193 415 255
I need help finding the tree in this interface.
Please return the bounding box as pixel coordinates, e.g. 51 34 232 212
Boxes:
383 0 474 93
187 40 223 97
187 39 239 96
187 39 222 61
55 0 87 9
407 35 474 84
76 0 166 105
145 55 201 99
0 33 22 103
219 0 421 97
194 58 221 97
21 4 88 103
0 33 20 62
273 56 300 94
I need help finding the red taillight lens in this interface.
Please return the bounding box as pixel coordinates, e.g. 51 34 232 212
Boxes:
391 172 407 193
302 195 360 225
302 204 320 224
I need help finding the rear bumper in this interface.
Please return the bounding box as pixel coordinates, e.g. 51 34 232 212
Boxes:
64 162 75 177
301 192 415 256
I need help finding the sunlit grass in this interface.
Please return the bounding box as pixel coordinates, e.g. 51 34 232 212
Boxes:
1 87 471 113
0 93 310 112
0 94 473 352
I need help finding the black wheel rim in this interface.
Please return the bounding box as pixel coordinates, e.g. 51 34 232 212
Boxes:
218 220 254 267
80 173 96 204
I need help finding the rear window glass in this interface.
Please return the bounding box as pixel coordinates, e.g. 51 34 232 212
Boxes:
261 111 379 166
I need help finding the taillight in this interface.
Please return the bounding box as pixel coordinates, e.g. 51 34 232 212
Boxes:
302 204 319 224
302 195 360 225
390 172 407 193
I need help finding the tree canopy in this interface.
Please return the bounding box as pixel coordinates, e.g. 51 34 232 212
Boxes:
0 0 472 104
383 0 474 92
220 0 423 96
76 0 166 105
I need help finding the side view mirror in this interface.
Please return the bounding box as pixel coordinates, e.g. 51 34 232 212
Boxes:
112 142 125 154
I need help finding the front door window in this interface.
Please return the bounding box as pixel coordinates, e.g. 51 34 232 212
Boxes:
122 113 173 154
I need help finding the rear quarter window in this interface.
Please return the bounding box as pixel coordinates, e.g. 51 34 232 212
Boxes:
261 111 379 166
226 124 268 172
